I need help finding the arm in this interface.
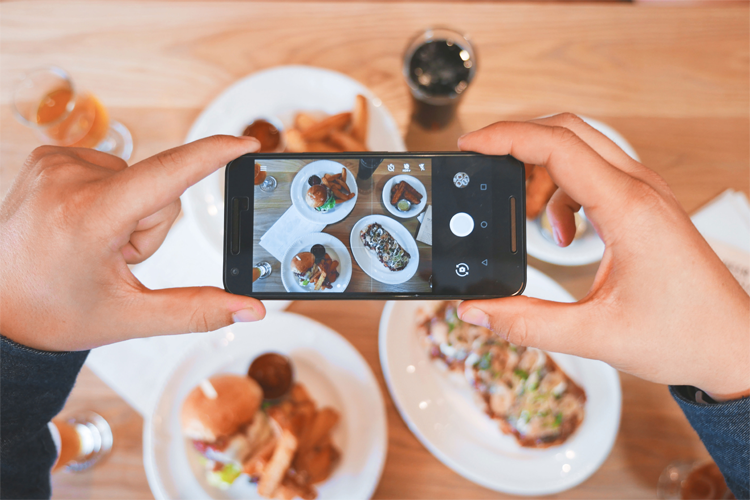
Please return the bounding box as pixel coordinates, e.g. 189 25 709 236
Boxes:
0 336 88 499
457 114 750 496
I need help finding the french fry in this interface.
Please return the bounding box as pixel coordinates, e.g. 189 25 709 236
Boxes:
285 128 308 153
526 165 557 219
340 167 347 182
299 408 340 454
351 94 368 144
243 437 277 477
391 182 406 205
301 112 352 142
257 430 298 498
328 129 366 152
314 271 327 291
294 112 318 132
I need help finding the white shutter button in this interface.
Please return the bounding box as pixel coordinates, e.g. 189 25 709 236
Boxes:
450 212 474 237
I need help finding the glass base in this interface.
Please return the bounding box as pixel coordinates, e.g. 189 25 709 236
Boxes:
259 176 277 192
95 120 133 161
65 411 114 472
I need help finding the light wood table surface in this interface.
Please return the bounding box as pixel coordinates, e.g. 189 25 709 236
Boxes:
1 1 747 499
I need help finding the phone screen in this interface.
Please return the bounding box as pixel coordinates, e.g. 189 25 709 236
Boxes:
225 153 525 299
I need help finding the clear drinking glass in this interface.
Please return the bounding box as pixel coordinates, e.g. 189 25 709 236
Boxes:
13 66 133 160
253 261 273 282
403 28 477 130
657 460 734 499
50 411 113 472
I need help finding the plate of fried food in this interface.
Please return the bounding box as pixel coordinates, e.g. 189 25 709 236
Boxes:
144 313 387 500
181 65 406 255
379 267 621 495
382 175 427 219
281 233 352 293
291 161 358 224
350 215 420 285
525 116 639 266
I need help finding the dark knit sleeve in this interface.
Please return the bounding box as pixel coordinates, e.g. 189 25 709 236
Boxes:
670 385 750 499
0 335 88 499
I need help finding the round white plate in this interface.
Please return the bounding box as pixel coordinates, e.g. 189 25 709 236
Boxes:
526 116 640 266
382 175 428 219
290 160 358 224
280 233 352 293
379 267 621 496
144 313 387 500
181 65 406 255
350 215 419 285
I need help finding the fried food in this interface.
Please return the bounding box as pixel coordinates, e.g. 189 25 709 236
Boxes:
282 95 371 153
390 181 423 206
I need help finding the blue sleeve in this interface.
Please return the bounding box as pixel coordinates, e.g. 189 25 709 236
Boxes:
0 335 88 499
670 385 749 499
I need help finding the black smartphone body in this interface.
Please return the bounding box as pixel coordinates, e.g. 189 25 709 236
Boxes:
224 152 526 300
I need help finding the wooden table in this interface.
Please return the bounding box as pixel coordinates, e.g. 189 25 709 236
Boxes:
1 1 747 498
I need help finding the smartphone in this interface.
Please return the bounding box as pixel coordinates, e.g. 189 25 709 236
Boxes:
224 152 526 300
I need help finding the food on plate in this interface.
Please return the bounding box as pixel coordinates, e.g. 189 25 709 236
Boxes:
304 168 355 213
525 164 557 220
248 353 294 400
291 246 340 290
306 185 335 213
182 356 341 499
360 223 411 272
243 119 283 152
390 180 423 210
416 301 587 448
285 95 370 153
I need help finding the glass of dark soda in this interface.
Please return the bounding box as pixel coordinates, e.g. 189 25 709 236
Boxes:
403 28 477 130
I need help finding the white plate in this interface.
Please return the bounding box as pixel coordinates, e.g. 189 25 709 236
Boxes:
181 65 406 255
350 215 419 285
379 267 621 496
526 116 640 266
144 313 387 500
290 160 358 224
382 175 428 219
280 233 352 293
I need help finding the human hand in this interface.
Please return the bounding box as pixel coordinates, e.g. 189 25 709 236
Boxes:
457 114 750 399
0 136 265 352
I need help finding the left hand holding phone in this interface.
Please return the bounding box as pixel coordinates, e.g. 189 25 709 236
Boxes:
0 135 265 352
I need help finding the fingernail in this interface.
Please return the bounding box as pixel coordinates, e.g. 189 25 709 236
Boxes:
238 136 260 146
232 307 258 323
459 308 490 328
552 227 563 246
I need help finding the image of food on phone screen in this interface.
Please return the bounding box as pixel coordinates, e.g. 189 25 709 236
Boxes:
252 157 433 294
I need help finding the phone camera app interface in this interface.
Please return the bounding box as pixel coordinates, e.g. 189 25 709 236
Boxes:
252 158 433 294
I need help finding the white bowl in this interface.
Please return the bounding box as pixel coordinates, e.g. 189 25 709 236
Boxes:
382 175 428 219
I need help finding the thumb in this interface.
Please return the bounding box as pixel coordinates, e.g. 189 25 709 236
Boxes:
457 297 589 357
132 286 266 337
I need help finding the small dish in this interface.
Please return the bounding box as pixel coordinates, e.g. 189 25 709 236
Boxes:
382 175 428 219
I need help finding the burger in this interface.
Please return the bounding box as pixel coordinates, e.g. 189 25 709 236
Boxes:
181 374 273 489
291 252 319 286
306 184 335 213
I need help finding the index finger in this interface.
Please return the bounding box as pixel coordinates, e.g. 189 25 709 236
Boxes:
108 135 260 221
458 121 635 214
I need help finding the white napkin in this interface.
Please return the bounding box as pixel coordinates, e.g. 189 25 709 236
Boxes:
85 216 289 416
260 206 326 261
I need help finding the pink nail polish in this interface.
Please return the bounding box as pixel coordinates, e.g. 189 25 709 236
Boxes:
459 308 490 328
232 307 257 323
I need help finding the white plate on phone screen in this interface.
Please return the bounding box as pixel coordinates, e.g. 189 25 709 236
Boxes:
181 65 406 255
526 116 639 266
290 160 358 224
379 267 621 496
350 215 419 285
144 313 387 500
280 232 352 293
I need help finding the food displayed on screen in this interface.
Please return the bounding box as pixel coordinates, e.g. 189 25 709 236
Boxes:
390 180 423 212
284 94 369 153
181 355 340 499
360 223 411 272
416 302 586 448
306 169 355 214
291 246 340 291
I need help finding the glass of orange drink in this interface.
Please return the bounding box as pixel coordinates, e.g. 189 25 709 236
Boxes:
13 66 133 160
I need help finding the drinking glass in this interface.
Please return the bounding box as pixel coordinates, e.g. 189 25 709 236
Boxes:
50 411 113 472
13 66 133 160
403 28 477 130
657 460 733 499
253 262 273 282
254 162 277 192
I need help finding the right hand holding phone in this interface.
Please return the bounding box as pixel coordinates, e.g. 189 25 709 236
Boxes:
457 114 750 400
